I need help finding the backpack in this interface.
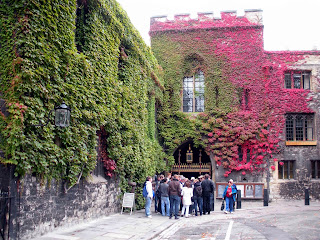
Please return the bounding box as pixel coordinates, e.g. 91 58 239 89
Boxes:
195 185 202 196
142 183 148 197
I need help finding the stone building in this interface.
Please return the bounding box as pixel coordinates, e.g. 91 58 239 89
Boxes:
150 10 320 200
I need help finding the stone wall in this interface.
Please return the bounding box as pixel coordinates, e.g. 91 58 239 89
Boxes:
278 181 320 200
12 174 120 240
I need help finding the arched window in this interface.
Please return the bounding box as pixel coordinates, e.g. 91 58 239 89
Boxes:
183 70 205 112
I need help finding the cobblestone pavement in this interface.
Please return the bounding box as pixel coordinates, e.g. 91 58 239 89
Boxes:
33 199 320 240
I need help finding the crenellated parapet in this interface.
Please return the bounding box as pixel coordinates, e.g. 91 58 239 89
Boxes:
150 9 263 33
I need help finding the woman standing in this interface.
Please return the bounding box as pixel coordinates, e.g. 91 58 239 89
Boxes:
181 181 193 218
222 179 237 214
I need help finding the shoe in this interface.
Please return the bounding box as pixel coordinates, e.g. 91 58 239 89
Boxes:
175 217 179 219
230 212 234 214
224 211 228 214
185 216 189 218
208 212 210 215
147 215 152 218
169 216 172 219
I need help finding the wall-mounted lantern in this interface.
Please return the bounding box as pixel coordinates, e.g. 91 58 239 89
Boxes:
186 144 193 163
32 102 71 127
54 102 71 127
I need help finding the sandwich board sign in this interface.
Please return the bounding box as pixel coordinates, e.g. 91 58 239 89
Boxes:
121 193 135 215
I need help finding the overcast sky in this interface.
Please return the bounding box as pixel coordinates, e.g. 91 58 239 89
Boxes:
116 0 320 51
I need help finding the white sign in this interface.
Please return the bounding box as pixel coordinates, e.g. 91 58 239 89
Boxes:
121 193 135 215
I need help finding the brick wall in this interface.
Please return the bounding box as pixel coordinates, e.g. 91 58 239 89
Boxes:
12 174 121 240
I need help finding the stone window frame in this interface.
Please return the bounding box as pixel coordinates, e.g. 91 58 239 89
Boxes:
278 160 295 180
311 160 320 179
238 146 250 162
284 70 311 90
182 70 205 113
285 113 316 145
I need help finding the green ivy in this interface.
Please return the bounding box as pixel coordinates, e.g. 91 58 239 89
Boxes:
0 0 166 207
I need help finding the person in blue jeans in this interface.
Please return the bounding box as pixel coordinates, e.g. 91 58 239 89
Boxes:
168 174 181 219
144 176 153 218
192 178 203 216
222 179 237 214
159 178 170 216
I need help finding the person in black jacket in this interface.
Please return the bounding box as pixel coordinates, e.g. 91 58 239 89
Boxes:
192 178 203 216
201 174 215 215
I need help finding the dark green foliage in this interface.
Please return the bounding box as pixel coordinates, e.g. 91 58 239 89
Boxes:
0 0 165 207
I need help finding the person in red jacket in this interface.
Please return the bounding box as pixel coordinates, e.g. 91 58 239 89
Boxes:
222 179 237 214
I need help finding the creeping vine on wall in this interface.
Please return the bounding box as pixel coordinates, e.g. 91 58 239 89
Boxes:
151 12 319 178
0 0 166 207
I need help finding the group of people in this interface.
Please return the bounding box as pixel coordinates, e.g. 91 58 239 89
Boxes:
143 174 238 218
143 173 215 219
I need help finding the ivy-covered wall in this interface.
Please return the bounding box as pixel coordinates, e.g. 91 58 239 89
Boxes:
0 0 166 209
150 11 320 185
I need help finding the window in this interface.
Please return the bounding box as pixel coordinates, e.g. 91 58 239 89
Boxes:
238 146 250 162
278 160 295 179
244 89 250 110
284 71 310 89
311 160 320 179
237 88 250 111
183 70 204 112
285 114 314 141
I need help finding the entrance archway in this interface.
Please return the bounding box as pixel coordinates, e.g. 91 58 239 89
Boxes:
171 140 211 178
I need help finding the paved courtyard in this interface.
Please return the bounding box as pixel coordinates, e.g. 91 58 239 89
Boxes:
33 199 320 240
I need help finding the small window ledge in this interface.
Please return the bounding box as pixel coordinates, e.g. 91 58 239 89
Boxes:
286 141 317 146
277 179 297 182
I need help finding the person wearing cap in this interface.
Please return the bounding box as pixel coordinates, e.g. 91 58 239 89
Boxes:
222 179 237 214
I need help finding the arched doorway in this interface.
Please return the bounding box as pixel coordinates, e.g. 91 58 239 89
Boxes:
171 140 211 179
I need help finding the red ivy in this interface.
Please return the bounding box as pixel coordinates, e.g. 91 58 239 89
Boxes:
97 126 116 177
151 12 320 177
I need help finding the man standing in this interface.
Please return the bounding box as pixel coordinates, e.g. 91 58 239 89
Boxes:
168 174 181 219
144 176 153 218
154 175 164 213
201 174 214 215
159 177 170 216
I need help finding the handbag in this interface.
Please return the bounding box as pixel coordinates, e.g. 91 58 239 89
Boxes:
221 199 225 211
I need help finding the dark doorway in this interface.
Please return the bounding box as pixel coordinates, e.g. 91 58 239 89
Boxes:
172 141 211 178
173 141 210 164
